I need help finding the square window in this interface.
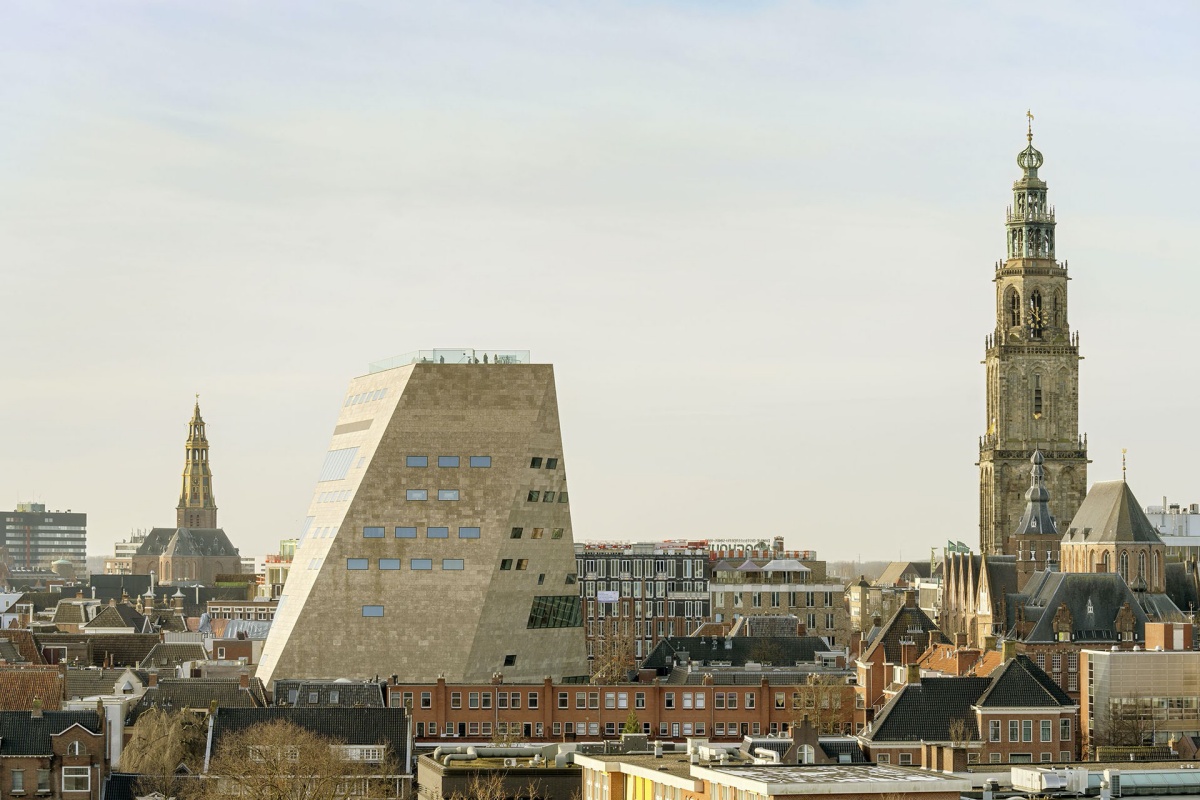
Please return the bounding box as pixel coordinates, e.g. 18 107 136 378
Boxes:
442 559 464 570
428 526 449 538
362 605 384 617
459 527 481 539
500 559 513 570
346 558 369 570
438 456 460 467
470 456 491 468
552 528 564 539
421 692 432 708
406 489 428 501
407 456 428 468
516 559 528 570
530 457 543 468
363 526 385 538
542 492 556 503
411 559 433 570
531 528 544 539
545 457 558 469
898 753 912 766
511 527 524 539
527 490 540 502
558 491 569 503
62 767 90 793
379 559 400 570
437 489 460 501
395 526 417 538
504 654 517 666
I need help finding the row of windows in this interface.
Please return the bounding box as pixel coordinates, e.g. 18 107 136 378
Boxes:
583 580 704 599
344 388 388 406
348 558 464 571
406 455 491 468
528 490 568 503
580 558 707 579
405 489 461 501
587 601 710 620
527 595 583 628
10 767 90 793
364 526 480 539
318 490 352 503
446 690 542 710
511 527 564 539
987 718 1072 742
529 457 559 469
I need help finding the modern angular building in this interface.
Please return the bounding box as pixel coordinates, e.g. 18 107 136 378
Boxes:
2 503 87 574
258 349 589 686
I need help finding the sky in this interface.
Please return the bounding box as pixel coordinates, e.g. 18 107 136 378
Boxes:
2 1 1199 565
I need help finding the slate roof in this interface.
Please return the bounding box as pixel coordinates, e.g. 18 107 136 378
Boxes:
209 707 410 763
1014 451 1058 537
52 600 98 626
1008 571 1161 642
0 630 43 664
34 633 161 667
64 667 148 699
1062 481 1163 545
0 667 64 710
0 710 101 754
641 635 833 671
83 604 149 632
0 639 25 662
976 654 1074 707
819 739 868 763
274 680 385 708
1165 563 1200 615
130 677 267 721
860 602 947 664
137 528 240 558
863 677 990 742
142 642 208 669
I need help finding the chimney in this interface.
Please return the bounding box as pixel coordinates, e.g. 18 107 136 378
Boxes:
1001 639 1018 662
238 669 250 690
109 597 116 607
148 669 158 687
983 635 997 652
927 630 939 650
31 698 43 719
906 664 921 685
903 590 917 609
955 633 968 648
174 593 184 611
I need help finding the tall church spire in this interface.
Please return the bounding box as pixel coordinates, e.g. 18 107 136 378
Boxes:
979 121 1088 556
177 396 218 528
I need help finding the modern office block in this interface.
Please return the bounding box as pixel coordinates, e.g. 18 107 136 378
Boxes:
3 503 87 574
258 349 588 686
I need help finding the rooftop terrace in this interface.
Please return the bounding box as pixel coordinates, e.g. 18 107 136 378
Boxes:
369 349 530 373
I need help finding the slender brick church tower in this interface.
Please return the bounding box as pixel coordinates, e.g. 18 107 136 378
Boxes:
177 397 218 528
979 119 1088 556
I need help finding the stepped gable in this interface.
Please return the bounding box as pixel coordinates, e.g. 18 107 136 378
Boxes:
863 677 990 742
1063 481 1163 545
976 654 1073 707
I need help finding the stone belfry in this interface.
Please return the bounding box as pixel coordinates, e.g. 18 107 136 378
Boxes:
979 118 1088 556
177 397 218 528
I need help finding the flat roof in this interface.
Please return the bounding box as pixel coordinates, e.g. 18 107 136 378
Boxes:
693 763 973 795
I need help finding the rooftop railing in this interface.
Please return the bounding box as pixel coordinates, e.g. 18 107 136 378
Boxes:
369 349 531 373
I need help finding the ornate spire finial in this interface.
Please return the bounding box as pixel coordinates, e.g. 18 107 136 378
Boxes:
1026 109 1034 143
1122 448 1127 482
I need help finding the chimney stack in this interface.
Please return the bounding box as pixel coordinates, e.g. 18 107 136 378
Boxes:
238 669 250 690
1001 639 1018 662
31 698 43 719
906 664 921 685
903 590 917 609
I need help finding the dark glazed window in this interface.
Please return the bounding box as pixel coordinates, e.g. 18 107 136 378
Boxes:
527 595 584 628
545 458 558 469
510 527 523 539
500 559 513 570
527 490 540 502
530 457 543 468
558 491 569 503
504 654 517 666
542 492 555 503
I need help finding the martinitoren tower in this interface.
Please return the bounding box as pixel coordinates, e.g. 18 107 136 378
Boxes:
177 398 218 528
979 123 1088 556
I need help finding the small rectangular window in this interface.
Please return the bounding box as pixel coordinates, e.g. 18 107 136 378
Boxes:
459 527 480 538
437 490 460 501
500 559 513 570
363 526 385 538
421 692 431 708
552 528 564 539
406 489 428 501
545 457 558 469
411 559 433 570
531 528 544 539
527 490 540 502
530 457 543 468
470 456 491 468
428 526 449 538
347 558 369 570
511 527 524 539
379 558 400 570
443 559 464 570
438 456 460 467
504 654 517 667
542 492 556 503
406 456 428 468
395 526 417 538
558 491 569 503
362 605 384 617
516 559 528 571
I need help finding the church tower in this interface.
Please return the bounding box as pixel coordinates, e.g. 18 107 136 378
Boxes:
979 121 1088 556
177 397 218 528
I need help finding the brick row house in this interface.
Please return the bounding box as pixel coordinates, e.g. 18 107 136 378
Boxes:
0 707 106 800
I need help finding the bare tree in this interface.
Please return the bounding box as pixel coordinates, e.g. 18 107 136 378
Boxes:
590 619 637 685
200 720 398 800
947 717 972 748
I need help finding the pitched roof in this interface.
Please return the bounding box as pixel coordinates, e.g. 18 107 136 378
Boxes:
52 600 98 626
0 630 44 664
863 677 990 742
1063 481 1163 545
142 642 208 668
642 635 833 671
875 561 932 588
209 707 410 757
274 680 385 708
1165 562 1200 615
0 710 101 754
861 602 947 664
82 604 148 631
976 655 1074 707
0 667 64 710
1010 571 1161 642
137 528 240 558
1014 451 1058 537
34 632 161 668
64 667 148 699
130 677 267 720
969 650 1005 678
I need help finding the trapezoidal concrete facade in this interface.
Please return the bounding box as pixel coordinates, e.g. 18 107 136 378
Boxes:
258 355 589 686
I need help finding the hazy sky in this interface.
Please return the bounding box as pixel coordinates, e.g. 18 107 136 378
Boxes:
3 2 1199 564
